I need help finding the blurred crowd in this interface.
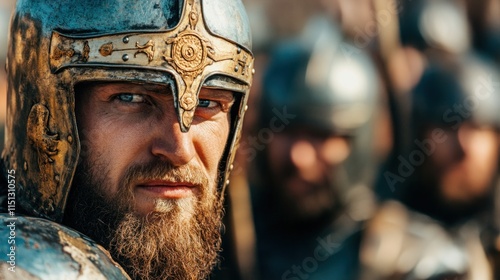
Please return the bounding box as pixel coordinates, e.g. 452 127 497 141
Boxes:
1 0 500 279
222 0 500 279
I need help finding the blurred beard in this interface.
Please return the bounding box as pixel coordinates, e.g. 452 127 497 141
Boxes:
63 158 223 280
269 162 341 228
406 163 494 226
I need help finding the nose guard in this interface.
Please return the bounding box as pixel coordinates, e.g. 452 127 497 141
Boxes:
49 0 253 132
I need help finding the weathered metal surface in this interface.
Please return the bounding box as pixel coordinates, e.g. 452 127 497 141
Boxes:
0 214 130 279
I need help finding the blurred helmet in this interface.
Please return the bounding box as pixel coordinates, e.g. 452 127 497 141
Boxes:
260 17 378 136
399 0 471 55
411 53 500 131
2 0 254 222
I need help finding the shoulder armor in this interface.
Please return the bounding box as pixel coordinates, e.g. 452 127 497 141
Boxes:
358 201 491 279
0 213 130 279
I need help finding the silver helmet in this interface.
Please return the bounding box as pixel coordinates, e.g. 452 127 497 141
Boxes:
260 17 379 136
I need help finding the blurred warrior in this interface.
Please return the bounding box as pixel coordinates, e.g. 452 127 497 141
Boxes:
247 18 380 280
360 54 500 280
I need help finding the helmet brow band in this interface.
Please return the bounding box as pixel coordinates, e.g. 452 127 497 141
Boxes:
49 0 254 131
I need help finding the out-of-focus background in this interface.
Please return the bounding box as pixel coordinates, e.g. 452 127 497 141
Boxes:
0 0 14 150
227 0 500 279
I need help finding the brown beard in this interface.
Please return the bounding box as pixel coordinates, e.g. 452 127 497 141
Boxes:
63 158 224 280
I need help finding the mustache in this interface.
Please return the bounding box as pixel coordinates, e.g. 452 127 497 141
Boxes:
119 160 210 190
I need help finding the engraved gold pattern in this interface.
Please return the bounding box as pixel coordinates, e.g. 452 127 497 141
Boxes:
52 45 75 60
98 40 155 62
27 103 61 211
99 42 113 56
165 32 207 73
135 40 155 62
164 29 213 111
82 41 90 62
27 104 59 164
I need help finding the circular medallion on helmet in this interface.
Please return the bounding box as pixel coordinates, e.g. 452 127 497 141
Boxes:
172 32 206 73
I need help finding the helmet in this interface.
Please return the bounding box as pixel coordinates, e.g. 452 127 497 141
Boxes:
399 0 471 55
2 0 254 222
411 53 500 131
260 17 378 136
0 213 130 279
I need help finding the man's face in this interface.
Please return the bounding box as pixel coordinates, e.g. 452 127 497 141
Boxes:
421 123 498 212
64 82 234 279
266 126 350 224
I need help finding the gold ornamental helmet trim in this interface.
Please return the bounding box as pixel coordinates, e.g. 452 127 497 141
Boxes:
49 0 254 131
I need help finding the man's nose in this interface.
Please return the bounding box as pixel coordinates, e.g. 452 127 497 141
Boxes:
150 115 196 166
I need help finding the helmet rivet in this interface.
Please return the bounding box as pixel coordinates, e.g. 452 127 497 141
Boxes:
244 105 248 111
252 68 255 75
123 36 130 44
234 65 239 72
122 54 129 61
237 48 241 54
230 164 234 171
67 135 73 143
226 180 230 185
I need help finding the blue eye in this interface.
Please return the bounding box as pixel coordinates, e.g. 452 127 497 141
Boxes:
116 94 146 103
198 99 217 108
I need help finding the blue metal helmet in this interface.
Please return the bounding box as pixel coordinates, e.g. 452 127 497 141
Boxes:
2 0 254 222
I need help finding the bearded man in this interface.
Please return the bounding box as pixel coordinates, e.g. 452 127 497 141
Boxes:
0 0 254 279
